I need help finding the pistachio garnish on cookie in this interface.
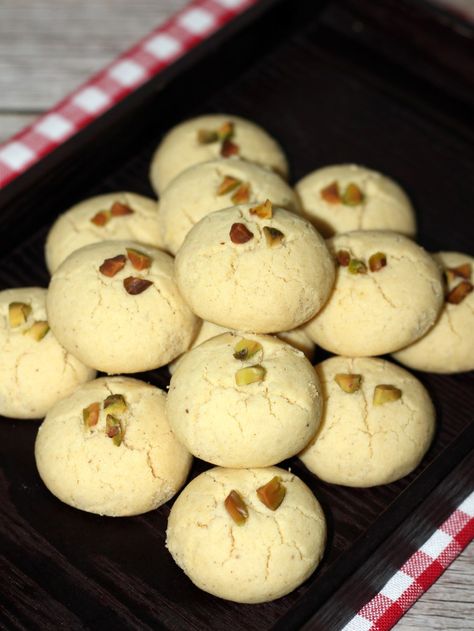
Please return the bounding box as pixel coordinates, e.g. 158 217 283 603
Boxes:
83 402 100 428
373 384 402 405
8 301 32 327
334 373 362 393
256 476 286 511
23 321 50 342
224 490 248 525
235 365 266 386
229 222 253 244
233 338 263 360
99 254 126 277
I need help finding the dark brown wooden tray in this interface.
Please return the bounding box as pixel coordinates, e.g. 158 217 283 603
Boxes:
1 1 473 629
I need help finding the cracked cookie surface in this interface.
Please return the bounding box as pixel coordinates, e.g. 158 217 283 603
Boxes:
305 231 444 356
35 376 192 516
149 114 289 194
166 466 326 603
45 192 162 274
295 164 416 238
47 240 199 373
393 252 474 373
175 204 335 333
0 287 96 419
299 356 436 487
158 159 301 255
166 333 322 467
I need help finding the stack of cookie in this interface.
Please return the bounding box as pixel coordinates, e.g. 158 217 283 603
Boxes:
1 112 472 605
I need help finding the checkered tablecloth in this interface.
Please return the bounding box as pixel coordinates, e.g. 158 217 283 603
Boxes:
0 1 472 628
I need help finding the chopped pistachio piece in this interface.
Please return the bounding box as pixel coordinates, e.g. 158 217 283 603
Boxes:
110 201 134 216
373 384 402 405
106 414 124 446
235 364 266 386
99 254 127 277
123 276 154 295
231 182 251 204
334 373 362 393
446 281 473 305
221 138 239 157
103 394 127 415
229 222 254 244
336 250 351 267
83 402 100 428
446 263 471 280
233 338 263 360
8 302 32 327
217 175 241 196
263 226 284 247
249 199 273 219
217 121 235 141
224 490 248 525
23 321 49 341
197 129 218 144
342 183 364 206
90 210 111 226
348 258 367 274
126 248 152 271
256 476 286 511
369 252 387 272
320 181 341 204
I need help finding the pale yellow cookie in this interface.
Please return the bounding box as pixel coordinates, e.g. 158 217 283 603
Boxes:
166 333 322 467
295 164 416 238
0 287 96 419
45 192 162 273
166 466 326 603
47 241 199 373
175 203 335 333
35 376 192 516
150 114 289 194
168 320 315 374
305 231 443 356
393 252 474 373
299 356 436 487
158 159 301 255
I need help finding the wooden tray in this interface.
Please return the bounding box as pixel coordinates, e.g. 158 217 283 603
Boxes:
1 1 473 629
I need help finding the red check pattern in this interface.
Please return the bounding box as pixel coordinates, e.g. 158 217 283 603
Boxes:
0 1 472 627
342 491 474 630
0 0 257 189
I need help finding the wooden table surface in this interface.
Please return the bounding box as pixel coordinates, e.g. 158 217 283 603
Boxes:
0 1 472 629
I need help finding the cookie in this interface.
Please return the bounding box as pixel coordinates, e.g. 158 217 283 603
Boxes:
47 241 199 373
295 164 416 238
35 376 192 516
175 202 335 332
45 192 162 273
149 114 289 194
166 466 326 603
166 333 322 467
299 356 435 487
168 320 315 374
393 252 474 373
158 159 301 255
305 231 444 356
0 287 95 419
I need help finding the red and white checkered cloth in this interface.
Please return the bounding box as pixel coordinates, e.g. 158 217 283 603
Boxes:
0 1 472 628
0 0 257 189
343 491 474 630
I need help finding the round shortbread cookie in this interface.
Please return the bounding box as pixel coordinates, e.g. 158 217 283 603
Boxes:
47 241 199 373
149 114 289 194
175 202 335 333
166 466 326 603
168 320 315 374
299 356 435 487
166 332 322 467
35 376 192 516
393 252 474 373
305 231 444 356
45 192 162 274
0 287 96 419
295 164 416 238
158 159 301 255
